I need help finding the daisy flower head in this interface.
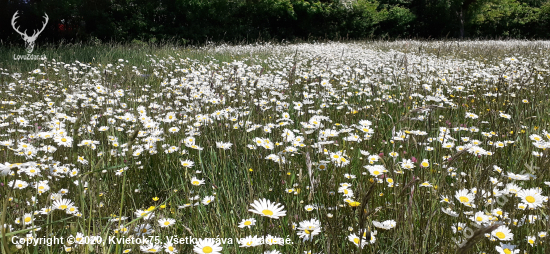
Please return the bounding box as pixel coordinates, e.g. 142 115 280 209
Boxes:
517 188 544 209
158 218 176 228
365 165 387 177
419 182 433 188
140 242 162 253
499 112 511 120
54 136 73 147
526 235 536 247
420 159 429 168
134 224 154 236
248 198 286 219
465 112 479 119
348 233 367 248
492 225 514 241
344 173 356 179
441 207 459 217
190 177 205 186
372 220 396 230
495 243 519 254
297 218 322 241
164 241 178 253
455 189 475 206
216 141 232 150
358 119 372 127
440 195 451 203
180 159 194 168
338 186 354 197
184 136 196 145
193 238 222 254
168 127 180 133
238 218 256 228
400 159 415 170
9 180 28 189
202 195 215 205
304 205 316 212
517 203 527 210
367 155 380 164
77 156 88 165
53 198 74 211
238 235 260 247
452 222 467 233
471 211 489 225
22 213 33 225
329 152 342 162
135 209 155 220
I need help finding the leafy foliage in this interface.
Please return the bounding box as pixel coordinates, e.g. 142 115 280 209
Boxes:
0 0 549 45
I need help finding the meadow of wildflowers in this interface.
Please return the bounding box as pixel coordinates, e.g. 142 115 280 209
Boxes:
1 40 550 254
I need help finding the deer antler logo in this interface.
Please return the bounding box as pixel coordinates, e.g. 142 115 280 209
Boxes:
12 11 49 54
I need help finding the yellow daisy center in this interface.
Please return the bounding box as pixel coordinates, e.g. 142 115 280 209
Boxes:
495 232 505 239
262 210 274 216
525 196 535 203
202 246 213 253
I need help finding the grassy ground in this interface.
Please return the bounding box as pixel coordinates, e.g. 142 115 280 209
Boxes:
1 40 550 254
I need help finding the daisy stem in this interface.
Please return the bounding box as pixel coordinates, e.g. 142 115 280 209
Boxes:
262 218 267 253
1 196 12 254
115 170 128 254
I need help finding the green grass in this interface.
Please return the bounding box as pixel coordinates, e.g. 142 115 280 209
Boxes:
1 40 550 254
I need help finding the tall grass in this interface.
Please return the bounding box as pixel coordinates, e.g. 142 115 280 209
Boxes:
0 40 549 254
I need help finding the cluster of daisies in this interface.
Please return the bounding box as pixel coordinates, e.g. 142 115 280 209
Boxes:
1 40 550 253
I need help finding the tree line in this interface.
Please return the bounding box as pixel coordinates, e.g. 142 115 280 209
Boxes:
1 0 549 46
